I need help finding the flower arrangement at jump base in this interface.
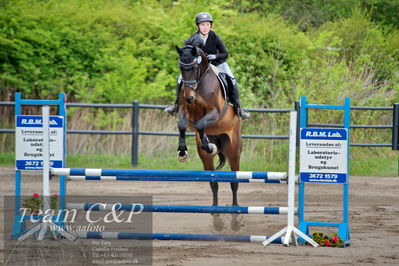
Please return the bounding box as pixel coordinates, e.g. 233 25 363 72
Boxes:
22 193 59 214
312 232 344 247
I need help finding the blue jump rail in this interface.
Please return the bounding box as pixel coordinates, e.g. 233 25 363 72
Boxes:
75 231 284 243
66 175 285 183
52 168 287 180
66 203 294 214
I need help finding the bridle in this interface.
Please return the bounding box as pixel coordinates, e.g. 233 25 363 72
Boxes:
179 46 210 91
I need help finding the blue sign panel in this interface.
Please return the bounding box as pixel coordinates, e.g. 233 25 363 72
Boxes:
300 128 348 184
16 116 64 127
300 128 347 140
15 115 64 170
300 173 347 183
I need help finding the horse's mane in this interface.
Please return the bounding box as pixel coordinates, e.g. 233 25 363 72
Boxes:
184 33 204 49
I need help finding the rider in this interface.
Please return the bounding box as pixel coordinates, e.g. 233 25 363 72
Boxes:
165 11 250 119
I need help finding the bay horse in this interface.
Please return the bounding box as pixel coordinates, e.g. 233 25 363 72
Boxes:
175 44 242 231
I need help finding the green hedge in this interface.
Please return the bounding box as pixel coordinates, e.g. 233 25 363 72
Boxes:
1 0 398 108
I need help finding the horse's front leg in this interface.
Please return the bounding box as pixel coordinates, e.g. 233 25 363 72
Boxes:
197 129 218 155
195 109 219 155
177 111 188 162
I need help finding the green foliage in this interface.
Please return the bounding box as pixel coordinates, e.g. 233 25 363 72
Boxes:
0 0 183 102
222 13 311 107
296 10 399 108
1 0 398 107
361 0 399 29
230 0 399 31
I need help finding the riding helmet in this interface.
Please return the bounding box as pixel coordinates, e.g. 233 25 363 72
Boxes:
195 12 213 25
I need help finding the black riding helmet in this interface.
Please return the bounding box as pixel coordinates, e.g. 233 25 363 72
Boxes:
195 12 213 25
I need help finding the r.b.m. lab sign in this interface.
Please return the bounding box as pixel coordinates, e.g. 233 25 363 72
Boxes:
300 128 348 184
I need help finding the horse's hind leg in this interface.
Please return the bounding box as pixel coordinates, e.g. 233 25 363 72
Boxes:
230 156 239 206
196 135 224 231
197 150 218 205
223 134 243 231
196 133 218 205
229 156 243 231
230 183 239 206
209 179 224 231
210 182 219 206
221 134 241 207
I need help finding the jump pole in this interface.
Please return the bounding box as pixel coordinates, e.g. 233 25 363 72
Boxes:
74 232 284 243
66 203 296 215
263 111 319 247
65 176 286 183
52 168 287 180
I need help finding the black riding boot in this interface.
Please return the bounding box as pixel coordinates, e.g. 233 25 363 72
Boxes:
231 80 250 120
165 83 181 115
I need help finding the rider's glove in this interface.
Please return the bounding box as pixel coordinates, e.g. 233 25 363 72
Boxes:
207 54 217 60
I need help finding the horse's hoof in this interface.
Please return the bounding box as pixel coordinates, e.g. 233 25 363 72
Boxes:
178 151 189 162
209 143 218 155
230 214 243 231
212 213 224 231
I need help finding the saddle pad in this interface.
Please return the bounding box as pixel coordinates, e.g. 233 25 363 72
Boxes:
210 64 229 103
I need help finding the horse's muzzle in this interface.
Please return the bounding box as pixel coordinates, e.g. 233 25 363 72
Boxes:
185 96 194 104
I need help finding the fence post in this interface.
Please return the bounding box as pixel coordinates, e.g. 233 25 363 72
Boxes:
131 100 139 167
294 101 300 146
393 103 399 151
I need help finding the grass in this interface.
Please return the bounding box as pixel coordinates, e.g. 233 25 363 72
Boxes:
350 151 398 176
1 150 397 176
0 152 14 166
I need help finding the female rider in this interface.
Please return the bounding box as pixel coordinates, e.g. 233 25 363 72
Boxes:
165 11 250 119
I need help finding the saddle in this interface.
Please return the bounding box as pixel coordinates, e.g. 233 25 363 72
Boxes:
210 65 234 105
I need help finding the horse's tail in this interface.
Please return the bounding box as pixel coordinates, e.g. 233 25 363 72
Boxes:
215 152 226 170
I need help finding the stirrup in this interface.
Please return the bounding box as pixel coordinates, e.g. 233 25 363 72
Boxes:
164 103 178 116
239 108 250 120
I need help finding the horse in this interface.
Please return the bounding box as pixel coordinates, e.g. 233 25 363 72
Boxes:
175 44 242 231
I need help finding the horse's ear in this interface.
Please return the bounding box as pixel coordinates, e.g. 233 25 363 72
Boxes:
176 45 183 55
191 46 197 56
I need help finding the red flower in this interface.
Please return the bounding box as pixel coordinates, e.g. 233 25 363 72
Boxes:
52 194 59 197
332 235 339 243
33 193 40 197
325 240 332 246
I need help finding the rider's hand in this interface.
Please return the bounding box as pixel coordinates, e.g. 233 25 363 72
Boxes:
207 54 217 60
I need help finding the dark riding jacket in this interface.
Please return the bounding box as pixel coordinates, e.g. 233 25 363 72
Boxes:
185 30 228 66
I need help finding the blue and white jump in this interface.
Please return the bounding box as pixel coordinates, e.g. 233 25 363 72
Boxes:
52 167 292 243
47 110 318 246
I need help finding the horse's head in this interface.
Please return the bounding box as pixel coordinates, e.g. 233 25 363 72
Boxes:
176 45 209 104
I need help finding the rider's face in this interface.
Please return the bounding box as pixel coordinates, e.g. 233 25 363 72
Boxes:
197 21 211 36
